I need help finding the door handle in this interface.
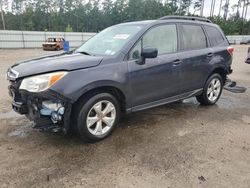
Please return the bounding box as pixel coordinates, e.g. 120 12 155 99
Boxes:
173 59 182 66
207 52 214 57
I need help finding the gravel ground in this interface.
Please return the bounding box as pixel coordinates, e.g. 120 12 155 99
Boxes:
0 46 250 188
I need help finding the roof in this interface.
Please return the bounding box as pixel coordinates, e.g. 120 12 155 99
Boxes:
118 20 155 26
158 16 212 23
118 16 214 27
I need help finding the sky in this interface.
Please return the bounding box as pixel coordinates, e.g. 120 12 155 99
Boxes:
195 0 250 19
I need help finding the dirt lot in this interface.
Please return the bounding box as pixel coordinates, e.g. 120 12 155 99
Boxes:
0 46 250 188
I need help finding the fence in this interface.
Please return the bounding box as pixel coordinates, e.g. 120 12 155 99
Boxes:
0 30 250 49
227 35 250 44
0 30 96 49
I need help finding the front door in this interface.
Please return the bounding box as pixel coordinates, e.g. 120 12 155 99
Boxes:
128 24 181 108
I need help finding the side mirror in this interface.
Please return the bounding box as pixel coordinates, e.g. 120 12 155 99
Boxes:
141 47 158 59
136 47 158 65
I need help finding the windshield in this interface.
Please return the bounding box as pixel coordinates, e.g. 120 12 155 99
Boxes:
47 38 56 42
75 25 142 56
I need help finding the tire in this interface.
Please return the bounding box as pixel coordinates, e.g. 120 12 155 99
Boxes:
196 73 223 105
74 93 120 142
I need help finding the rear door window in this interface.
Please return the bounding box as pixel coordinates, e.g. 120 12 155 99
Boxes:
204 26 225 46
180 24 207 51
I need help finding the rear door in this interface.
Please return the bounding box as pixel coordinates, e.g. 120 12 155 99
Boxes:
177 24 211 94
203 25 231 72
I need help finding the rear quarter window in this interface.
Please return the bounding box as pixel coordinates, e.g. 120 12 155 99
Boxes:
179 24 207 51
204 26 225 47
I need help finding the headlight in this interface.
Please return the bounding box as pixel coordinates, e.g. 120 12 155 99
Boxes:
20 71 67 92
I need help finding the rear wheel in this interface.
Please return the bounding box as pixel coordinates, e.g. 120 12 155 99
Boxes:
74 93 120 142
196 73 223 105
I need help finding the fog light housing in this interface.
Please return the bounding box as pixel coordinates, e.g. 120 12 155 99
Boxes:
40 101 65 124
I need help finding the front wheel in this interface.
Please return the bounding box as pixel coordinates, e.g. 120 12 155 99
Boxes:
196 73 223 105
75 93 120 142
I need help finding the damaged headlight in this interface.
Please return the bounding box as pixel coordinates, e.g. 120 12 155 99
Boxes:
20 71 68 92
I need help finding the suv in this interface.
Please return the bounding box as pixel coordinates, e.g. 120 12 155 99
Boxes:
240 38 250 45
7 16 233 142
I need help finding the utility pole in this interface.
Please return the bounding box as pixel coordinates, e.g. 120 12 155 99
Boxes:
0 0 6 30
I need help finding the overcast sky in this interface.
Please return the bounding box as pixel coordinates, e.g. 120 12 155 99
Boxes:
192 0 250 18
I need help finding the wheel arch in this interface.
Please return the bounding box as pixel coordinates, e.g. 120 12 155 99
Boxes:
74 84 127 113
209 66 227 84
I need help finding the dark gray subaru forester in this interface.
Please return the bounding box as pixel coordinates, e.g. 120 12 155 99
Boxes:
7 16 233 142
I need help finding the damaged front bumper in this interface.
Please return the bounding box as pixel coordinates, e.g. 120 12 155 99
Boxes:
8 81 72 133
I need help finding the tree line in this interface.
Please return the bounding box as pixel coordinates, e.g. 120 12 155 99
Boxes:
0 0 250 35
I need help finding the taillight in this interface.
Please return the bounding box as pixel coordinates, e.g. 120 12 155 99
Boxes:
227 46 234 56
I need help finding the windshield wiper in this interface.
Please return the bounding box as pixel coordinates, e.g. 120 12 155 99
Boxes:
76 51 92 56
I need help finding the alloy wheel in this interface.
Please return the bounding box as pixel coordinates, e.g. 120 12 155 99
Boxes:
207 78 222 102
86 100 116 136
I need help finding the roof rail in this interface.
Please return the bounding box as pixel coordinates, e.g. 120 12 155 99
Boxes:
158 16 212 23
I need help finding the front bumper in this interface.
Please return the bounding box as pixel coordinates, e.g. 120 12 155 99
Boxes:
42 45 57 51
8 81 72 133
12 101 28 114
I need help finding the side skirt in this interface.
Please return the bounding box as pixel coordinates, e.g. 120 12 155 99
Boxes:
126 89 203 113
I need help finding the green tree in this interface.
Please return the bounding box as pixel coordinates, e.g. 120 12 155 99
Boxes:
22 6 34 30
1 0 250 35
66 24 73 32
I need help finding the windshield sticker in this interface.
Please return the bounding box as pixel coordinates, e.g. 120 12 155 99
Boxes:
113 34 130 40
105 50 113 55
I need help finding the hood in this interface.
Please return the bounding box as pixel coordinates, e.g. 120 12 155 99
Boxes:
10 52 103 78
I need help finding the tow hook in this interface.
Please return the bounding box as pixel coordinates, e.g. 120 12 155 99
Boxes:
224 78 247 93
